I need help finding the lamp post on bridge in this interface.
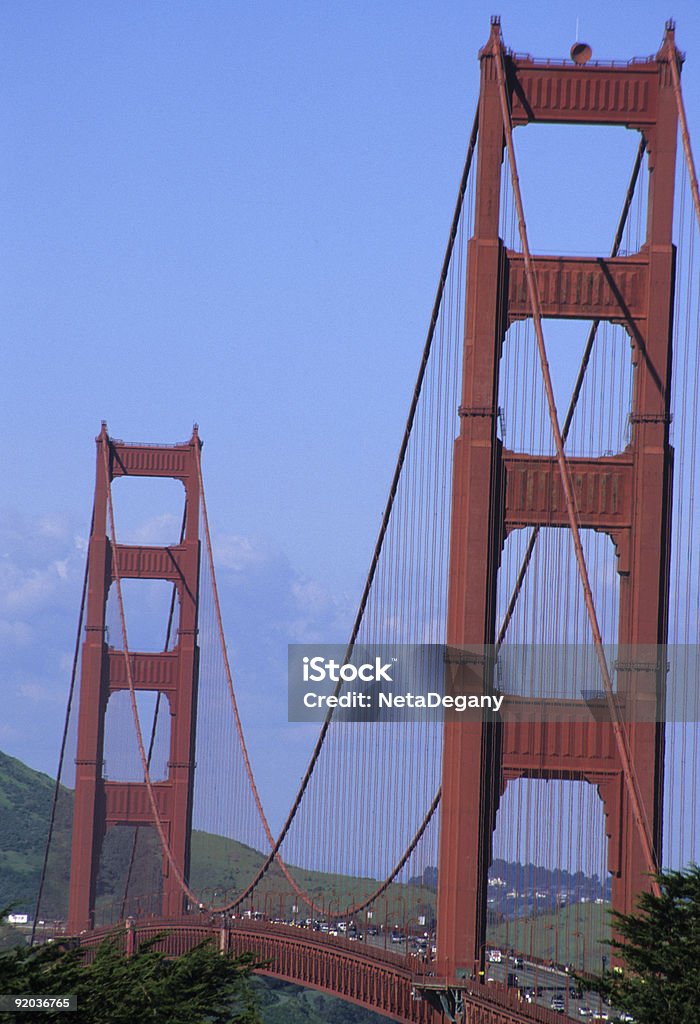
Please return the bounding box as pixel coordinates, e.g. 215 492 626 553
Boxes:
211 887 225 922
199 888 213 914
263 891 275 922
389 892 407 933
573 929 588 976
403 914 429 965
327 893 340 931
547 911 563 972
382 900 390 951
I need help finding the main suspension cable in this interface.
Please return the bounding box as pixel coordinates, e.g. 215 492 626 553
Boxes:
493 33 660 891
497 136 647 646
194 444 327 914
120 503 187 918
102 438 200 906
668 32 700 234
31 508 93 945
226 106 480 908
100 431 322 916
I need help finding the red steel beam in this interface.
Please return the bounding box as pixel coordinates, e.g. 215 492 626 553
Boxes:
506 252 650 324
77 921 565 1024
437 18 677 986
67 426 202 932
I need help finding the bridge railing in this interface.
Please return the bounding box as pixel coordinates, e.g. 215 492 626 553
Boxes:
74 919 585 1023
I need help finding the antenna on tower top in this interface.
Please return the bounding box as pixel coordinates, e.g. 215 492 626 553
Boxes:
571 15 592 64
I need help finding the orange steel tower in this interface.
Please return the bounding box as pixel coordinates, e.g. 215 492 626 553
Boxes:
437 20 679 982
67 425 201 932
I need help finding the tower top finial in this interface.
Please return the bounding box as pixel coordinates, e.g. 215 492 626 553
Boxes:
482 14 503 56
658 18 681 63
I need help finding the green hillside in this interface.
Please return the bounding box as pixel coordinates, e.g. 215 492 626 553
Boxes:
0 750 72 915
0 751 435 932
252 978 388 1024
0 751 394 1023
0 750 608 1020
488 901 611 974
0 750 606 978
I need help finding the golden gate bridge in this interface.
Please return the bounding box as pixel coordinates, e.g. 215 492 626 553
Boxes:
33 18 700 1024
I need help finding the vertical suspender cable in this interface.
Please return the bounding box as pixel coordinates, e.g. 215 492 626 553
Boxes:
102 438 198 904
227 110 480 904
497 137 646 646
492 36 660 892
668 45 700 872
31 509 93 945
120 504 187 918
102 436 311 913
669 41 700 234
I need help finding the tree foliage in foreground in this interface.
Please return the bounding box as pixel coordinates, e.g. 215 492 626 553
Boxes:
0 928 264 1024
586 864 700 1024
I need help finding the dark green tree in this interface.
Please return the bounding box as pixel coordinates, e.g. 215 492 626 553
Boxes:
586 864 700 1023
0 928 264 1024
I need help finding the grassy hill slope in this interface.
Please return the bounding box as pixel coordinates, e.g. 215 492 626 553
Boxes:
0 751 436 929
0 750 72 914
488 901 610 973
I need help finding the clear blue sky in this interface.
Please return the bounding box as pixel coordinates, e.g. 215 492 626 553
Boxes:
2 1 699 828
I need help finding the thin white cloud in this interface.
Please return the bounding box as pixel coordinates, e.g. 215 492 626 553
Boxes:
0 723 21 745
129 512 182 546
214 532 275 572
0 619 33 645
0 509 350 829
17 681 63 704
37 515 72 541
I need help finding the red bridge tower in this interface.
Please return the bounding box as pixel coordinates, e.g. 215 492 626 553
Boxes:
67 426 201 933
437 21 678 981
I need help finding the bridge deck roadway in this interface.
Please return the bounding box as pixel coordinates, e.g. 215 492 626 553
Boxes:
78 920 573 1024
